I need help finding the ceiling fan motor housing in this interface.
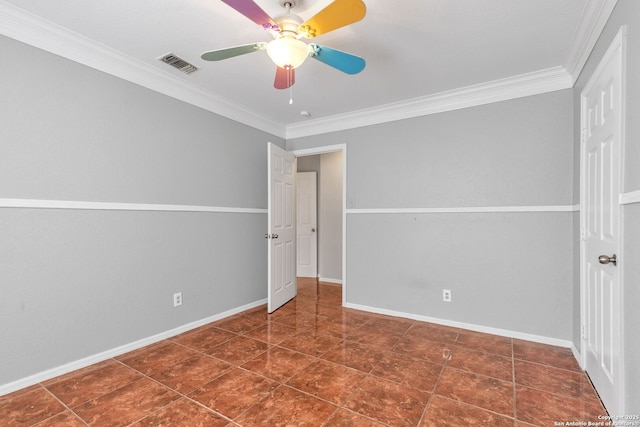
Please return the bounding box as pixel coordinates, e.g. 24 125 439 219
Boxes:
274 13 303 35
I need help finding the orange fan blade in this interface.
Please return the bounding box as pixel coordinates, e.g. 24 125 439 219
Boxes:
299 0 366 38
274 66 295 89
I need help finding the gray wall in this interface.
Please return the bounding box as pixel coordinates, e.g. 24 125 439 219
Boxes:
297 153 343 282
288 89 576 340
0 36 283 388
297 155 321 175
573 0 640 412
4 0 638 409
622 204 640 412
319 152 343 282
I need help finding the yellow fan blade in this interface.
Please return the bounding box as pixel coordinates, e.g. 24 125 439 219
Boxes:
299 0 366 38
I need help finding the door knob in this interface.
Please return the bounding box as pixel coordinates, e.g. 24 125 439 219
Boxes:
311 228 316 232
598 254 617 266
272 234 279 239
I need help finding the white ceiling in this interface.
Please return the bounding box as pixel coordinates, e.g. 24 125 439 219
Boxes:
0 0 615 138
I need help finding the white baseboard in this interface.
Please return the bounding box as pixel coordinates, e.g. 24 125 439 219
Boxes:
0 298 267 397
318 277 342 285
571 343 584 369
620 189 640 205
344 302 575 349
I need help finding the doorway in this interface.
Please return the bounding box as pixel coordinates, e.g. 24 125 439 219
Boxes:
296 171 318 278
293 144 347 305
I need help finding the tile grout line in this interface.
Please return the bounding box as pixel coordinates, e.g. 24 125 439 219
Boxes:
511 352 607 408
38 358 141 426
16 284 597 426
322 406 394 427
314 317 420 426
198 339 338 425
415 329 456 427
512 338 518 426
151 324 325 423
36 382 90 427
110 357 237 427
111 359 185 422
221 379 283 425
173 325 309 424
416 330 522 425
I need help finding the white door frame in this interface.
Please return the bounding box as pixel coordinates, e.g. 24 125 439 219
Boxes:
579 26 626 415
293 144 347 306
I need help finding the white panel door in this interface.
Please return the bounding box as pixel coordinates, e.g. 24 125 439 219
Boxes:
296 172 317 277
267 143 297 313
581 28 624 415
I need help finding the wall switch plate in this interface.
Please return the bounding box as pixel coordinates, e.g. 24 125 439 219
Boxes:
442 289 452 302
173 292 183 307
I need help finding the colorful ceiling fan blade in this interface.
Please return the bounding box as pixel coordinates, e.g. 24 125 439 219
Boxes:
310 45 365 74
220 0 279 30
299 0 366 38
274 66 295 89
201 43 266 61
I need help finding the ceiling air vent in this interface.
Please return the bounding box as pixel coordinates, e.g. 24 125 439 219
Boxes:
160 53 198 74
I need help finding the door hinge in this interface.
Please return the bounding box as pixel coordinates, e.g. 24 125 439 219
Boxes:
582 325 587 340
580 228 587 241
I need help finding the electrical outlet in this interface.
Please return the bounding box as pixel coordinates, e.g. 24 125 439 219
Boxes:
442 289 452 302
173 292 183 307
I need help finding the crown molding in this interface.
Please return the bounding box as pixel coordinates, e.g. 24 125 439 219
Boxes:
2 0 614 140
286 0 618 140
564 0 618 83
0 1 286 138
286 66 573 139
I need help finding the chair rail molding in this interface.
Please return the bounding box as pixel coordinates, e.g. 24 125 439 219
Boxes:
0 198 267 214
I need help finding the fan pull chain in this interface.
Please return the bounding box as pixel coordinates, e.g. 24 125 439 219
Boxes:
288 65 294 104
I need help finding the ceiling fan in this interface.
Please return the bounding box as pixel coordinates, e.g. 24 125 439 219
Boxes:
201 0 367 90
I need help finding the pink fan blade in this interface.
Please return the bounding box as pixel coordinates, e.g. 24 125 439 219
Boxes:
274 66 295 89
221 0 279 30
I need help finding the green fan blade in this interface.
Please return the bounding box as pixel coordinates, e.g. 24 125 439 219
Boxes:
201 43 265 61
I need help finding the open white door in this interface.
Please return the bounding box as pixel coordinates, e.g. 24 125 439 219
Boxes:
296 172 317 277
267 143 297 313
581 27 625 415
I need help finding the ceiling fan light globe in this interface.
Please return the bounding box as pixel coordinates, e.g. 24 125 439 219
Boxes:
266 37 310 69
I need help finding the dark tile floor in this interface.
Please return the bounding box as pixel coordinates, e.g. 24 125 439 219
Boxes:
1 278 607 426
